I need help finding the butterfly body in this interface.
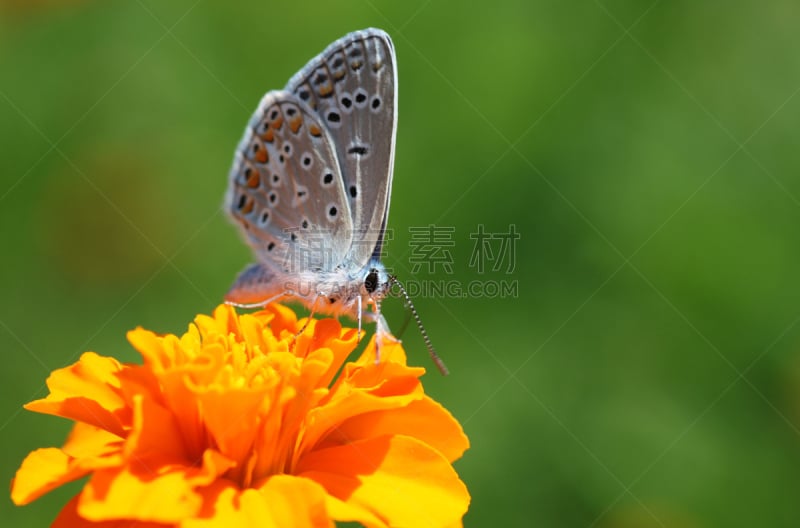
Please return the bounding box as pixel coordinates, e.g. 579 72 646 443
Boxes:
223 29 447 374
227 261 391 317
224 29 397 322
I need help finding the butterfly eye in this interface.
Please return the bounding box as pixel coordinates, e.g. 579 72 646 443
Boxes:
364 270 379 294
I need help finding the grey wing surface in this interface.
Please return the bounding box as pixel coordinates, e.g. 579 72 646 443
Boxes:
224 263 283 306
225 90 353 276
286 28 397 267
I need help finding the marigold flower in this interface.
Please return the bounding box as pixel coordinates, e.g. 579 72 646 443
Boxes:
11 304 470 527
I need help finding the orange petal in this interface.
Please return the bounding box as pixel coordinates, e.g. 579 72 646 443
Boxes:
258 475 333 528
183 476 333 528
12 448 103 506
62 422 124 459
335 342 425 398
53 493 171 528
316 396 470 462
297 435 470 528
12 423 123 505
299 362 424 457
122 393 188 462
258 303 301 338
78 448 233 523
353 337 409 369
193 383 268 480
25 352 129 437
79 461 199 523
127 327 172 372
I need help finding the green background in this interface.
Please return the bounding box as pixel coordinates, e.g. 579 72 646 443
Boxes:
2 1 800 526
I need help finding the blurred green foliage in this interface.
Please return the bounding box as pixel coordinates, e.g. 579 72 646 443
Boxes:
2 1 800 526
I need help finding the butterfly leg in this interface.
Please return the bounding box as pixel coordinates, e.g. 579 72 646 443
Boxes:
295 295 321 339
225 292 287 309
367 300 401 366
357 295 363 344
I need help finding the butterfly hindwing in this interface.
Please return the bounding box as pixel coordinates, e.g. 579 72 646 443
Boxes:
226 90 353 274
286 28 397 267
224 263 284 306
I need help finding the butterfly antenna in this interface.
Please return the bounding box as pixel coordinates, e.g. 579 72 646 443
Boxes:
394 306 413 339
389 276 449 376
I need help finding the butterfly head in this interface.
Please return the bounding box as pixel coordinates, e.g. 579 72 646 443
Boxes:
362 265 391 302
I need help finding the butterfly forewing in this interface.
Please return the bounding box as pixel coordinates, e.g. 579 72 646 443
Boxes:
227 90 353 274
286 29 397 267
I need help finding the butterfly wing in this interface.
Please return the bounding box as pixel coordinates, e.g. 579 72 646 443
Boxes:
286 28 397 267
225 90 353 281
224 263 283 305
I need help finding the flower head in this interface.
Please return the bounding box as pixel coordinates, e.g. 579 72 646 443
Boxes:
11 304 470 527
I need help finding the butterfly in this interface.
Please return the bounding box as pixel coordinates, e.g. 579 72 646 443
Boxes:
224 28 448 375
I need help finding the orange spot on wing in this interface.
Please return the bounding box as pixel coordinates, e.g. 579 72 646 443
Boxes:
289 116 303 134
309 124 322 137
247 172 260 188
254 145 268 164
242 199 254 214
270 116 284 130
318 84 333 97
249 138 268 163
263 129 275 143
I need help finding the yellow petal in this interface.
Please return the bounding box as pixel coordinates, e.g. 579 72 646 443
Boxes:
317 397 470 462
12 448 105 506
78 447 232 523
12 423 123 505
25 352 129 437
79 459 200 523
258 475 334 528
298 344 426 458
53 493 172 527
123 393 186 461
297 435 470 528
194 384 268 480
62 422 124 459
183 476 333 528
